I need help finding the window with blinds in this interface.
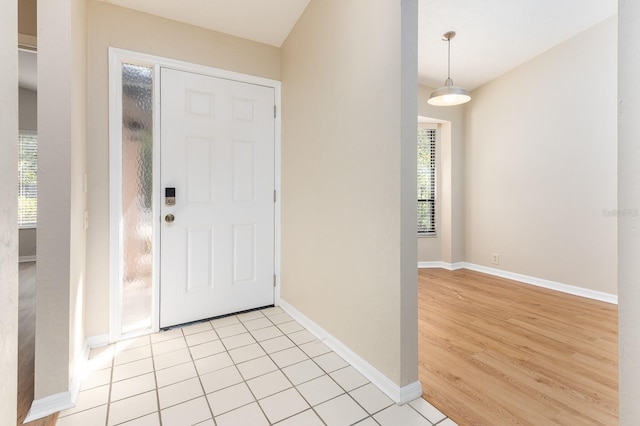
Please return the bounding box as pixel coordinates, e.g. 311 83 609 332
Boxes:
18 131 37 228
418 127 436 234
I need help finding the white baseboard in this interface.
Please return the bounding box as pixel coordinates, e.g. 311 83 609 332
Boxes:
398 381 424 405
19 255 36 263
418 261 448 269
418 260 617 304
278 298 423 405
417 261 464 271
87 334 110 348
24 391 74 423
24 337 95 423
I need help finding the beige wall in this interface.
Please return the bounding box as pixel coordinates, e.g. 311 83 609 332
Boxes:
85 0 282 337
618 1 640 422
280 0 419 387
19 87 37 258
417 88 466 264
35 0 88 398
463 17 617 295
0 0 18 420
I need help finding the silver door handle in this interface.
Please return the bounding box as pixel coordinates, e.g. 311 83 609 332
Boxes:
165 214 175 223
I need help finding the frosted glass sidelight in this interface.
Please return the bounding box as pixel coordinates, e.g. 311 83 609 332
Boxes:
121 63 153 335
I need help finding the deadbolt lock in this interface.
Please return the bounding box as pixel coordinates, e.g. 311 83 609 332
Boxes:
165 187 176 206
165 214 175 223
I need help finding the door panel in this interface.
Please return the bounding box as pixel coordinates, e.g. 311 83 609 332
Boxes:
160 68 275 328
232 224 256 283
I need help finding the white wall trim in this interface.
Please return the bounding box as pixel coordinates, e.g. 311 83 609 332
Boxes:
19 255 36 263
24 391 74 423
418 261 447 269
451 262 465 270
278 298 423 405
108 48 126 343
417 261 464 271
87 334 110 349
273 87 282 306
421 261 618 305
399 381 424 405
24 338 93 423
461 262 618 304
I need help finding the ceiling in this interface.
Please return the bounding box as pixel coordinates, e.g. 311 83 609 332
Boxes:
104 0 310 47
418 0 617 90
21 1 617 93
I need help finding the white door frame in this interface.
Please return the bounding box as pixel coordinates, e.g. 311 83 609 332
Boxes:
108 47 282 343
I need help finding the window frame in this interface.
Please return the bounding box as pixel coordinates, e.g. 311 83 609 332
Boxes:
417 124 437 236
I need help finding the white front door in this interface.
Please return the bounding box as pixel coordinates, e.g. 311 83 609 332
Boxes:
160 68 275 328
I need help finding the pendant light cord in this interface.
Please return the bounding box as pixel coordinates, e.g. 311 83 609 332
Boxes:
447 36 451 80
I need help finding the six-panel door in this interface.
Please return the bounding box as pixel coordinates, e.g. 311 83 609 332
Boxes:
160 68 275 328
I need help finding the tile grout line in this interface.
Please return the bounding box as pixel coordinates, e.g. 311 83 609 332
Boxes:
253 310 381 425
253 313 328 426
110 336 161 425
261 312 365 425
149 334 164 426
199 317 229 425
239 341 284 423
209 309 321 425
302 350 370 424
104 346 115 426
234 310 295 425
140 352 216 421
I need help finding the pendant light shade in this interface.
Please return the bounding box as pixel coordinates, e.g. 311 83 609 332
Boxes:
428 31 471 106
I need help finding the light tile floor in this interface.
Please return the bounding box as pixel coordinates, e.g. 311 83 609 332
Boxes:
58 307 457 426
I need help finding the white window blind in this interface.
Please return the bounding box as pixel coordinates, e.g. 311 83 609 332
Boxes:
18 130 37 228
418 127 436 234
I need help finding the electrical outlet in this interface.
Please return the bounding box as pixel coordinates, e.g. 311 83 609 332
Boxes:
491 253 499 265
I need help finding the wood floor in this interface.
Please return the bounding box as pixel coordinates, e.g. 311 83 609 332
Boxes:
418 268 618 426
18 262 58 426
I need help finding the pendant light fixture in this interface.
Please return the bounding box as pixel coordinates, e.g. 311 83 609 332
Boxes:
428 31 471 106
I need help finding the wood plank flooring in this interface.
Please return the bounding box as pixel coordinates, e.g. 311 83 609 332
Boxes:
418 268 618 426
18 262 59 426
